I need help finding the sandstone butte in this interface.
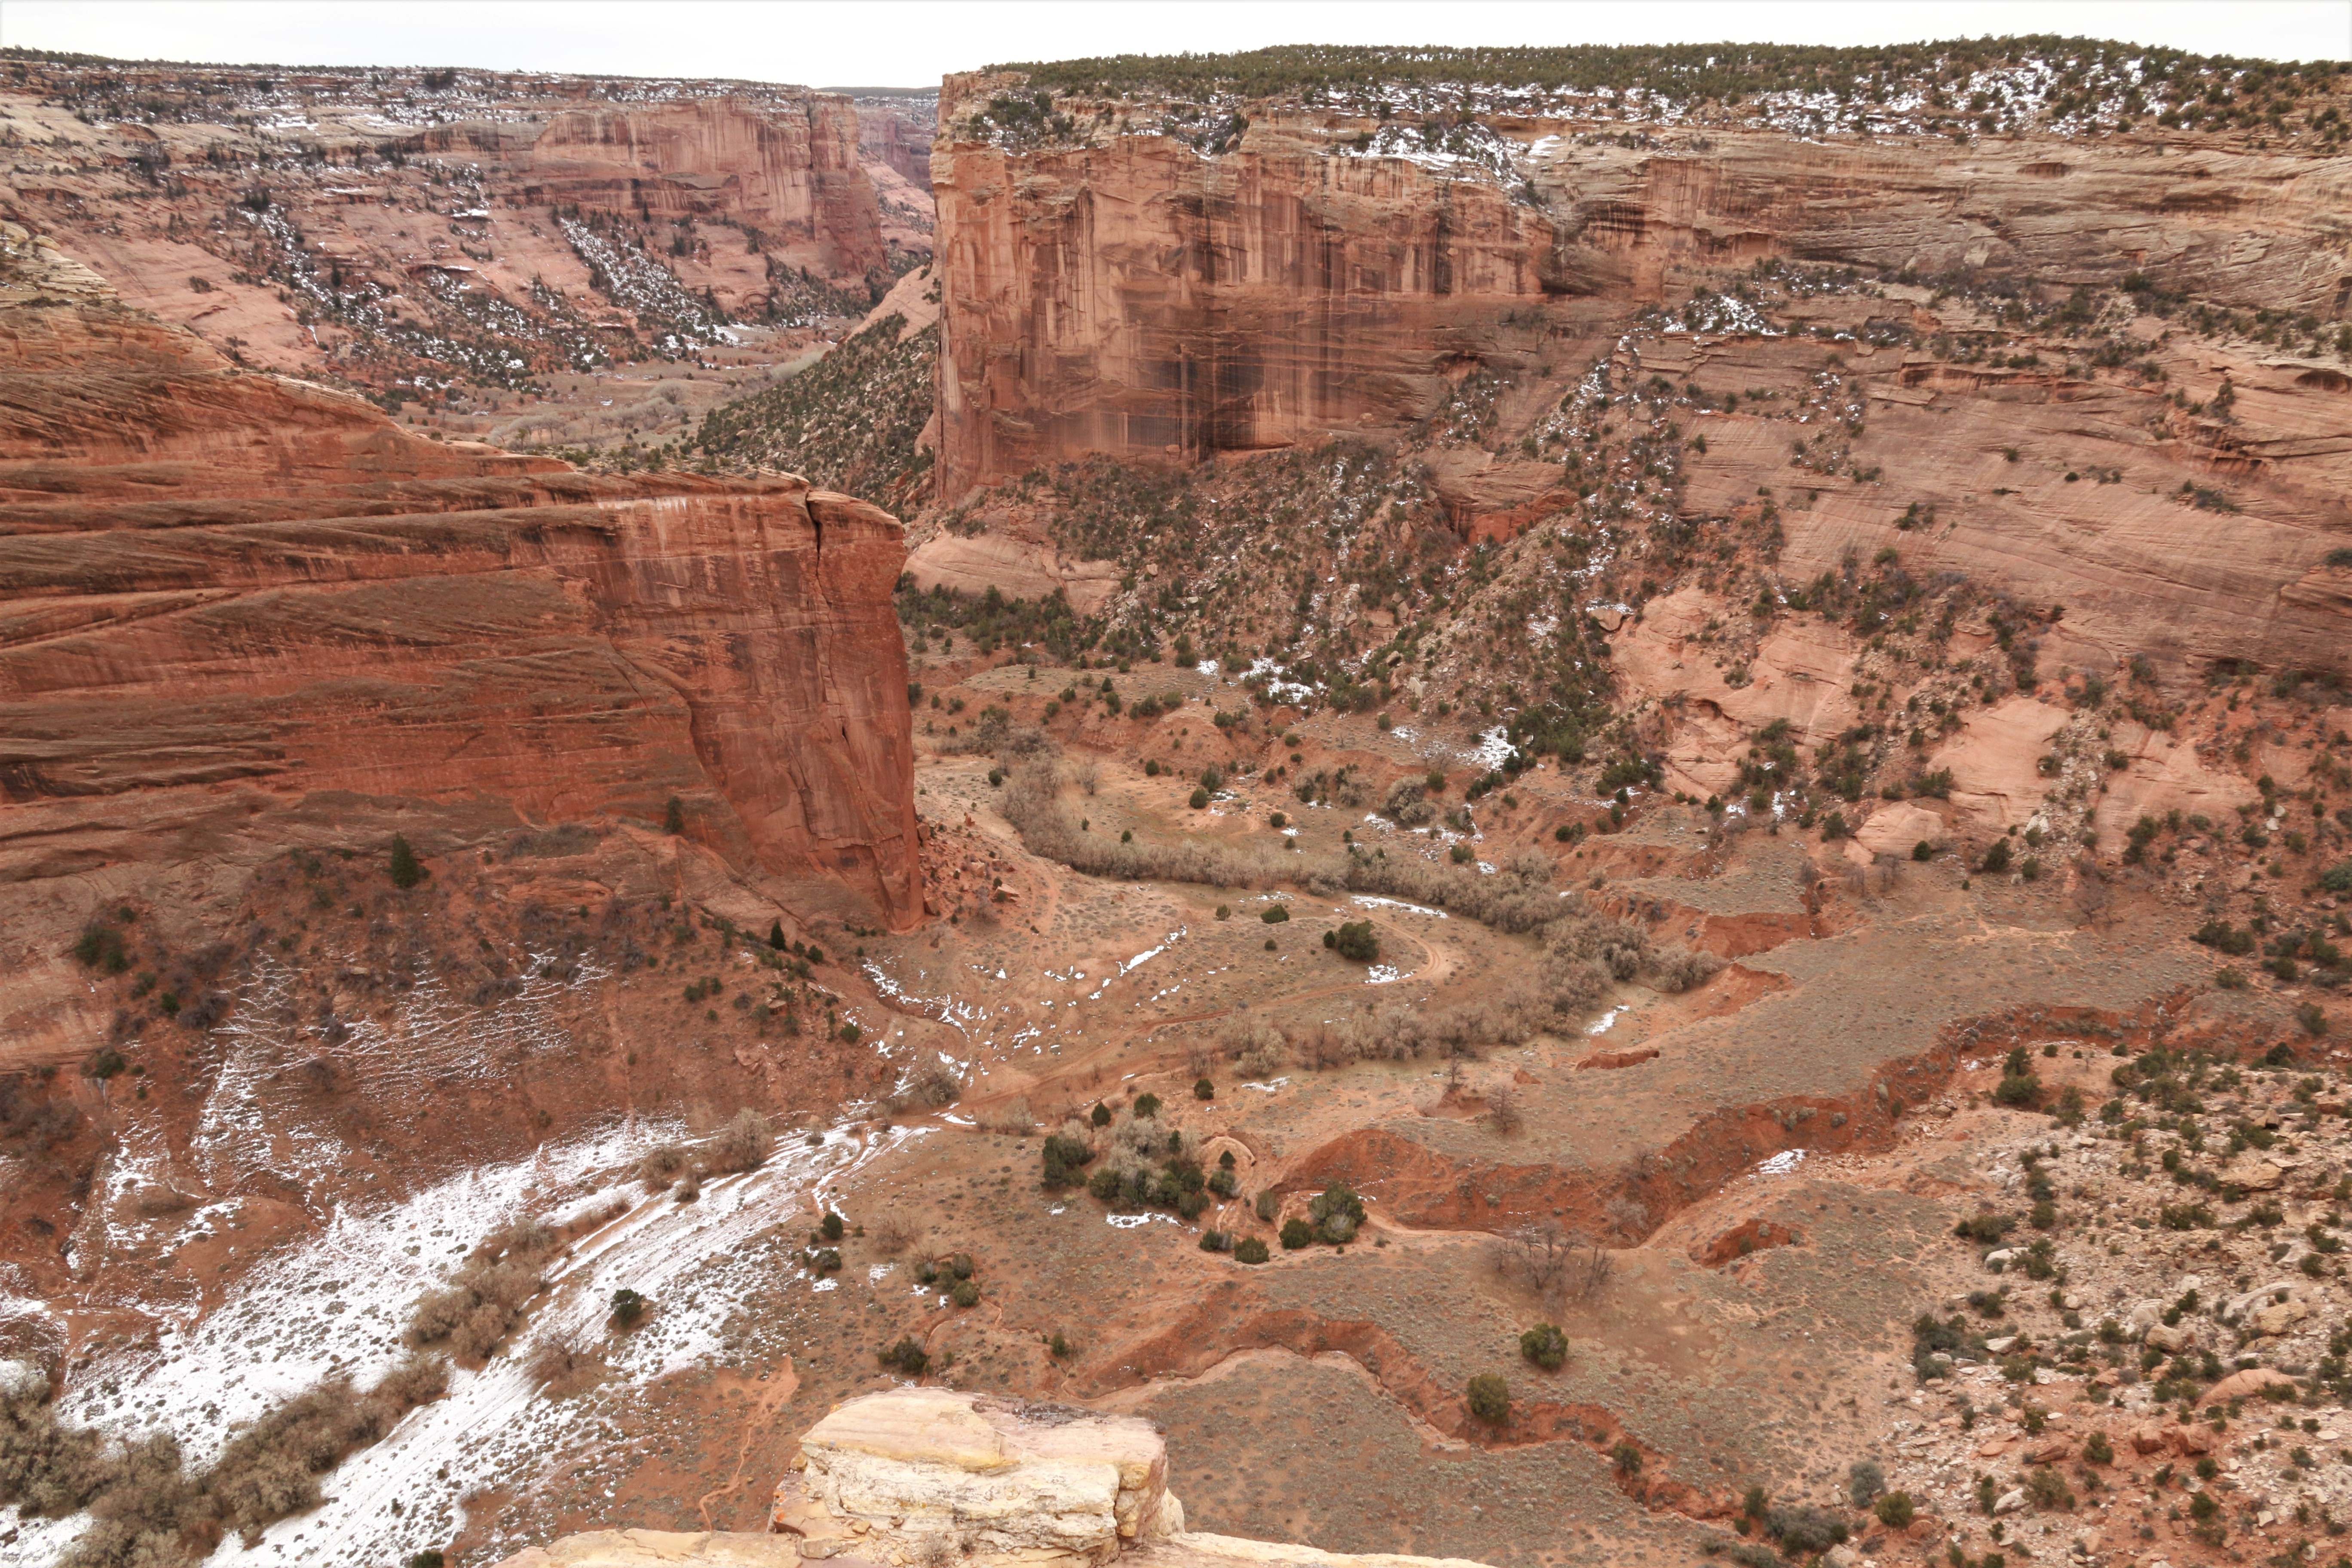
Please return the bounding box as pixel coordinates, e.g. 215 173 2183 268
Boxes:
494 1388 1494 1568
923 71 2352 693
0 220 922 1057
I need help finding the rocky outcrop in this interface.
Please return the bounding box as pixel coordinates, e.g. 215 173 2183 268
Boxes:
931 84 1559 499
0 58 892 410
933 77 2352 505
778 1388 1181 1564
496 1389 1493 1568
0 235 923 1052
523 98 884 278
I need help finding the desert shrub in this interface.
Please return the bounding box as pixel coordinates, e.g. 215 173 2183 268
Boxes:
1993 1065 2043 1108
1519 1322 1568 1371
388 834 425 889
1847 1460 1883 1507
1874 1491 1916 1529
2082 1430 2113 1464
1261 904 1291 924
1234 1237 1269 1264
1647 946 1721 994
1041 1133 1095 1187
1193 1077 1215 1099
205 1356 445 1541
877 1336 929 1375
1981 838 2013 874
1954 1212 2014 1244
528 1335 606 1397
951 1280 980 1308
2025 1466 2073 1510
405 1222 560 1362
1611 1441 1642 1476
639 1143 689 1192
1133 1092 1162 1117
1254 1189 1280 1221
70 922 129 974
1762 1504 1848 1554
1465 1373 1510 1424
608 1288 648 1330
905 1060 964 1108
1310 1182 1366 1243
1725 1545 1779 1568
1199 1229 1229 1252
710 1108 775 1173
820 1211 845 1241
1091 1102 1113 1127
1383 777 1436 826
1324 920 1379 961
1280 1217 1314 1249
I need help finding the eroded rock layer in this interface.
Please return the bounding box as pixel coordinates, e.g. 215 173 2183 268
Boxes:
934 79 2352 504
0 232 924 1057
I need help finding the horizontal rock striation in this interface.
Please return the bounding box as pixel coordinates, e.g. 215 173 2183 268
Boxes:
518 98 885 279
0 236 923 1008
934 76 2352 504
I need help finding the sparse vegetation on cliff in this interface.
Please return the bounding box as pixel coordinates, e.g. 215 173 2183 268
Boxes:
694 310 938 510
993 40 2346 149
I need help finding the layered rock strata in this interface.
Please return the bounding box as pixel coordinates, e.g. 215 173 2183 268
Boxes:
0 228 924 1052
933 74 2352 501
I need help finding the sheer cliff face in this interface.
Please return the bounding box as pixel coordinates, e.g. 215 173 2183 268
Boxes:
525 98 885 277
0 248 922 957
932 98 1558 499
931 75 2352 501
926 79 2352 683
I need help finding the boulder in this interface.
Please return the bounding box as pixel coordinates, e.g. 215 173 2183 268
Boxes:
786 1389 1182 1567
2144 1323 2197 1354
2222 1158 2285 1191
2220 1283 2303 1326
2254 1298 2312 1336
2202 1368 2297 1406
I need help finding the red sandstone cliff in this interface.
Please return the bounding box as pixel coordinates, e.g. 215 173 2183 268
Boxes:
934 76 2352 501
924 75 2352 682
0 228 923 1015
931 85 1557 498
520 97 884 279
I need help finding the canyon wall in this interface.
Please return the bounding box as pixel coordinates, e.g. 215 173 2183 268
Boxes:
934 76 2352 502
931 80 1561 498
0 60 900 414
927 75 2352 682
518 97 885 278
0 227 923 1053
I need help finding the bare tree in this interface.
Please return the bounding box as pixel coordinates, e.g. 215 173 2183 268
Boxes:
1494 1220 1613 1309
1483 1085 1523 1136
1563 1243 1615 1304
869 1213 920 1256
1494 1221 1571 1302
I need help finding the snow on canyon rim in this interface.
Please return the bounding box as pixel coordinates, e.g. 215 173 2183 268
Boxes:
9 1118 914 1568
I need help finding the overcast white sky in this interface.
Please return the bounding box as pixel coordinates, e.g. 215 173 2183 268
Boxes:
2 2 2344 87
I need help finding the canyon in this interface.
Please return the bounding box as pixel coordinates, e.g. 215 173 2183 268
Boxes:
0 55 934 463
1 35 2351 1568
